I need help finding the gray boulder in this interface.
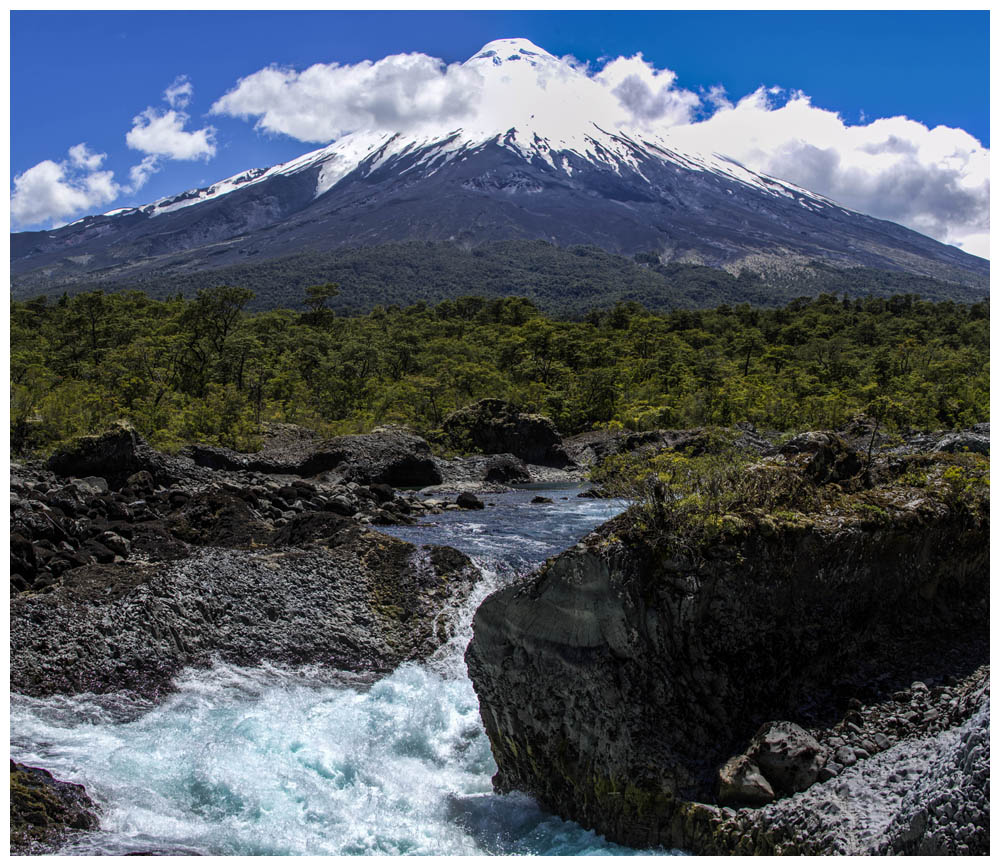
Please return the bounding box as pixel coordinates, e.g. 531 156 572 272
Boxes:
184 423 442 486
751 721 827 795
718 755 775 807
935 432 989 456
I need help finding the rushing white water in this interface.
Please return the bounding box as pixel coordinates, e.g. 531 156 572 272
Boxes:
11 488 671 855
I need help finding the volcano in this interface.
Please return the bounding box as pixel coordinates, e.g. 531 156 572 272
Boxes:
11 39 988 299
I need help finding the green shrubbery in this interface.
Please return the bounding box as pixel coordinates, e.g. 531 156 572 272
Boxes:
10 287 989 454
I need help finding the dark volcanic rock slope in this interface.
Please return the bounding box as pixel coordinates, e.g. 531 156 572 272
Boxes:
465 446 989 854
11 536 479 700
12 136 987 296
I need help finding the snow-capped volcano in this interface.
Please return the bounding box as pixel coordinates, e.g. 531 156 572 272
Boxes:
98 38 837 221
11 38 988 295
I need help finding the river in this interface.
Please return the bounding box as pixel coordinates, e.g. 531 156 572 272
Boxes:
10 485 678 855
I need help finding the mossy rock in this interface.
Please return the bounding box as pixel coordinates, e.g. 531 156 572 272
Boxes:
10 760 99 853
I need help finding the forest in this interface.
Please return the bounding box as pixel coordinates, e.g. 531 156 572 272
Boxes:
10 285 989 453
12 240 988 317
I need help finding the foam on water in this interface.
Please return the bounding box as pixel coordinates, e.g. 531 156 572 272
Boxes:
11 487 669 855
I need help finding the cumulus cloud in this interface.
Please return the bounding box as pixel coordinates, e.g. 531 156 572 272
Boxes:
126 107 216 160
211 52 480 142
128 154 161 191
164 75 193 109
11 146 120 227
665 88 989 257
121 77 215 195
68 142 106 171
594 53 700 126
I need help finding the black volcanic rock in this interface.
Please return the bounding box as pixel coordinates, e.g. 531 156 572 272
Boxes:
464 450 988 854
11 530 482 700
184 424 442 486
46 423 173 489
10 761 100 853
443 399 572 467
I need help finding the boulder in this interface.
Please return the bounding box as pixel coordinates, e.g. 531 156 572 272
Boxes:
718 755 775 807
456 492 485 510
432 453 531 490
75 476 109 497
934 432 989 456
11 527 482 700
483 454 532 484
186 426 441 486
443 399 572 467
746 721 826 795
46 423 171 489
10 760 99 853
370 483 395 503
322 428 442 486
779 431 863 485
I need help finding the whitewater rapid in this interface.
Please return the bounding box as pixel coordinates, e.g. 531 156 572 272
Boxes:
10 488 671 855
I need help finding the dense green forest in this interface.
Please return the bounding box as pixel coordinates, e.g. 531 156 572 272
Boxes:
13 240 988 317
10 286 989 453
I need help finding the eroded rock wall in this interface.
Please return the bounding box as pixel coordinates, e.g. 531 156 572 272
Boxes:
465 462 988 853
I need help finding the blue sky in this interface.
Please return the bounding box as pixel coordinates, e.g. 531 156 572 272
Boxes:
10 10 990 255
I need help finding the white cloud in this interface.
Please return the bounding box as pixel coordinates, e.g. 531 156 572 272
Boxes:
164 75 193 109
11 76 216 228
126 107 216 160
128 154 161 191
67 142 106 171
11 147 120 227
593 53 700 126
211 52 480 142
665 88 989 256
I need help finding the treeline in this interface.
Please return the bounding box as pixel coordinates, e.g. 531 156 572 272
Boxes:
10 287 989 453
14 240 988 318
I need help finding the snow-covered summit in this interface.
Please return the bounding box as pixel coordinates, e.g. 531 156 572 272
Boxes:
465 37 561 69
104 38 841 223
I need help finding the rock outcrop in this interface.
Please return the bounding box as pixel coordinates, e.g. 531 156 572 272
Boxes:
10 761 100 854
434 453 532 487
705 668 990 855
465 450 988 854
184 424 442 486
564 424 776 468
11 425 465 597
12 525 481 700
443 400 572 467
13 424 486 699
46 422 173 489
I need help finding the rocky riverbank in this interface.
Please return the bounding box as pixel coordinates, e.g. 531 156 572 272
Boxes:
465 432 989 854
10 411 990 854
10 422 494 850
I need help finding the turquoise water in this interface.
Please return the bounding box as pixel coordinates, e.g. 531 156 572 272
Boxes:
10 487 668 855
